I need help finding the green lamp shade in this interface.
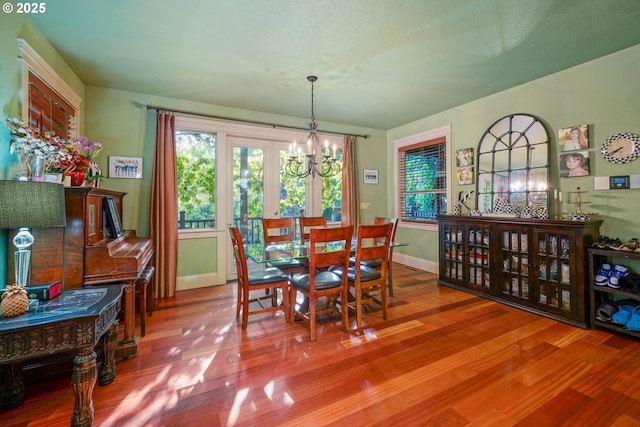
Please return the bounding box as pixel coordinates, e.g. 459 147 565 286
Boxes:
0 181 66 229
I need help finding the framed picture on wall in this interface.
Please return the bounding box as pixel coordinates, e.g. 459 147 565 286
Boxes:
558 124 589 151
456 148 473 167
458 166 474 185
560 150 591 177
109 156 143 179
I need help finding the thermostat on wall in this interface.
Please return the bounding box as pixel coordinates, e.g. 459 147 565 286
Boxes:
610 175 630 189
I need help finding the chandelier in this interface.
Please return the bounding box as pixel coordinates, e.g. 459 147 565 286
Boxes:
284 76 341 178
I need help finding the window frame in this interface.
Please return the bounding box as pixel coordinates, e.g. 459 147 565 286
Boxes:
394 124 452 232
18 39 81 138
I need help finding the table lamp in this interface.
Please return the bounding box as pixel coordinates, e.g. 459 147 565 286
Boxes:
0 181 66 286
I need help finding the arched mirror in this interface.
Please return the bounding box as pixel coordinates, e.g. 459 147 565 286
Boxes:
476 114 550 213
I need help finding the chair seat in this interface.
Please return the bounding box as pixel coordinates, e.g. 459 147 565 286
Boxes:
248 267 289 285
267 258 305 270
290 270 342 291
335 264 381 282
349 256 382 268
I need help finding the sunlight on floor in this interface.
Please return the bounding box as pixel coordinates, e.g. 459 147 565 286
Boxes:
341 319 424 348
99 322 235 426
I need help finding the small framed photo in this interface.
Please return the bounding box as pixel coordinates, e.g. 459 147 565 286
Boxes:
458 166 474 185
363 169 379 184
558 124 589 151
456 148 474 167
109 156 143 179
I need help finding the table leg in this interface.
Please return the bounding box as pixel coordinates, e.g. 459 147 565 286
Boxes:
0 362 25 409
99 320 118 386
71 347 97 427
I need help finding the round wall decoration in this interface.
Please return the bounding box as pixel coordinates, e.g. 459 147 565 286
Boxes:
601 133 640 164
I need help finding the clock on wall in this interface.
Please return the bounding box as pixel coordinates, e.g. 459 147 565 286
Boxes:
601 133 640 164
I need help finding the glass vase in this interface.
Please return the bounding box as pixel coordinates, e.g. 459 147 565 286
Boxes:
29 156 46 182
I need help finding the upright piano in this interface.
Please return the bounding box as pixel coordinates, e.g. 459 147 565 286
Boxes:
62 187 154 359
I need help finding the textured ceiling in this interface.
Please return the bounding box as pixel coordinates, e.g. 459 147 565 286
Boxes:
29 0 640 130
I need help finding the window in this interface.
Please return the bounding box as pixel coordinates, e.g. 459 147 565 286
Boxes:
19 39 80 139
176 131 216 229
394 125 451 230
28 71 75 139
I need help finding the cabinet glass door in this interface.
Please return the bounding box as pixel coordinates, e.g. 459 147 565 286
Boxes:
468 224 490 290
536 230 574 313
500 229 530 300
442 223 465 282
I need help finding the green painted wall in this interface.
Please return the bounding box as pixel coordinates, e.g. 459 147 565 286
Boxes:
0 14 84 285
388 44 640 265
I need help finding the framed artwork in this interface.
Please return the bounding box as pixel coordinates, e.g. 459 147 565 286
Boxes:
103 196 124 238
363 169 379 184
558 124 589 151
109 156 143 179
458 166 474 185
456 148 473 167
560 150 591 177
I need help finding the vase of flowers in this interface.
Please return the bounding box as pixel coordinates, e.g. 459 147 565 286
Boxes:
6 118 71 181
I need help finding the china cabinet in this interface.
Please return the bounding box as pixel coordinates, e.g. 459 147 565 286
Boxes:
438 215 601 327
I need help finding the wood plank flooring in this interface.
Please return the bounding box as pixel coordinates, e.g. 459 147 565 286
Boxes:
4 264 640 426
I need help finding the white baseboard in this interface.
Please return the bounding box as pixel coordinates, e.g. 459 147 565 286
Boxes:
392 253 438 274
176 272 223 291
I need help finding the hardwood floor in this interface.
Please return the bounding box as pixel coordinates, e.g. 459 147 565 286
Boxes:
4 264 640 427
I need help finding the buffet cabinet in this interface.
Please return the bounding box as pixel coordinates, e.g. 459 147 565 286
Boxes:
438 215 601 328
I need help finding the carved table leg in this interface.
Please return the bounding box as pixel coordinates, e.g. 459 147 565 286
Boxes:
0 362 25 409
99 320 118 386
71 347 97 427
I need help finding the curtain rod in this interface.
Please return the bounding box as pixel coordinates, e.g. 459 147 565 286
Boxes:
146 104 368 139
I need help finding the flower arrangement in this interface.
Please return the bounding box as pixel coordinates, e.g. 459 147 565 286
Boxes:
72 136 103 160
6 117 102 182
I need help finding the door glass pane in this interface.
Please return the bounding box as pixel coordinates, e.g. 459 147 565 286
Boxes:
279 148 306 218
233 146 264 244
176 131 216 229
321 147 343 222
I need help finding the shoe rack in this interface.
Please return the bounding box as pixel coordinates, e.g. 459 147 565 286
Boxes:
588 247 640 338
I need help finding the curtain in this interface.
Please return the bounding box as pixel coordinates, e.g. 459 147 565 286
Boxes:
341 135 359 228
150 112 178 298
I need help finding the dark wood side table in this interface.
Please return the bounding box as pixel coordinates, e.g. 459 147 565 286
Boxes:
0 285 123 427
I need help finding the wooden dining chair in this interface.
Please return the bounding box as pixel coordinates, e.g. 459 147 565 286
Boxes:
298 216 327 241
289 225 353 342
262 217 306 274
340 222 392 329
350 217 399 296
228 225 290 329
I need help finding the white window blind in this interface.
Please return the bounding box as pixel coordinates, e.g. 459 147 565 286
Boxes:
398 136 447 223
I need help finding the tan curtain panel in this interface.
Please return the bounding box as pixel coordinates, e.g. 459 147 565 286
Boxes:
150 112 178 298
341 135 359 227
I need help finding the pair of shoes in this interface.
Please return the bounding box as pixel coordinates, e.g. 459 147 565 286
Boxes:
593 235 610 248
625 307 640 331
595 301 618 322
612 305 635 325
620 274 640 294
607 238 624 250
608 265 630 288
620 238 640 253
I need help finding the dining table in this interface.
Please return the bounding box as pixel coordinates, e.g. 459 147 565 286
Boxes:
244 238 408 265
